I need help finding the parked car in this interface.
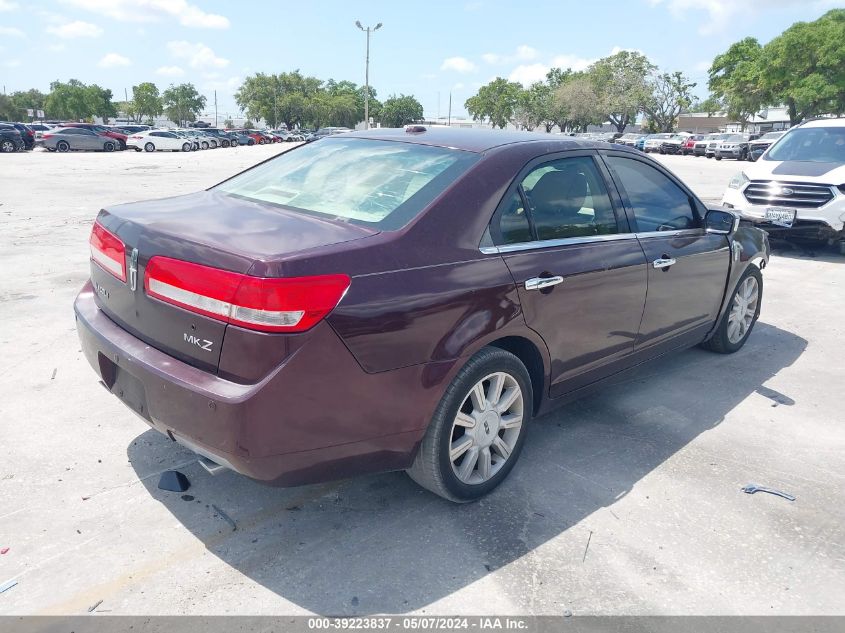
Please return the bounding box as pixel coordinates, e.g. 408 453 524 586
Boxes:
27 123 55 139
747 131 786 161
75 127 769 502
62 123 127 150
714 133 759 160
692 134 718 157
39 126 121 152
0 124 25 152
0 121 35 149
204 128 237 147
721 118 845 246
642 133 672 152
175 128 214 149
680 134 706 155
116 125 153 135
127 130 196 152
614 133 642 147
172 130 200 150
659 133 692 155
230 131 253 146
634 136 647 151
704 133 732 158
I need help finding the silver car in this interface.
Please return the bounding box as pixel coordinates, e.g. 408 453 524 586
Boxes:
39 127 119 152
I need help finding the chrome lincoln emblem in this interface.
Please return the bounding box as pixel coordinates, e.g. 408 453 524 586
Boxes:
129 248 139 291
779 187 794 196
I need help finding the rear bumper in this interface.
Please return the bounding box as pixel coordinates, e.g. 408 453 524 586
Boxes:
74 282 439 486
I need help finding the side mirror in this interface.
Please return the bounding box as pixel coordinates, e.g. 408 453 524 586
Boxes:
705 208 740 235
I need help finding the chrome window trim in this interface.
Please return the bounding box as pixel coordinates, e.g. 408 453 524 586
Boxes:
634 228 705 239
479 232 637 254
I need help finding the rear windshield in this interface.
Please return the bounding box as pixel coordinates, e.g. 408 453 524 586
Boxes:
765 126 845 163
214 137 479 229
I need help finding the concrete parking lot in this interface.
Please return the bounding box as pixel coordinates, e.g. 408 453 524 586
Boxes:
1 145 843 616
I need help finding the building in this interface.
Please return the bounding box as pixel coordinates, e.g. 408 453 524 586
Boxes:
677 112 730 133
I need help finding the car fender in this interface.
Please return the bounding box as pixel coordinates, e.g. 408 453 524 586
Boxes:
705 219 769 341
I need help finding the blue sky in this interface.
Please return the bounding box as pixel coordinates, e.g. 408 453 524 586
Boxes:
0 0 841 120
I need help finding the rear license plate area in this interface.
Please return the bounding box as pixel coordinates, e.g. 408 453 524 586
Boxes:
98 352 150 421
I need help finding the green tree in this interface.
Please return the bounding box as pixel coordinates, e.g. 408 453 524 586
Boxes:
45 79 94 121
465 77 522 129
759 9 845 125
87 84 117 123
589 51 656 132
688 95 724 116
0 94 19 120
554 75 603 132
379 94 423 127
131 82 163 123
243 119 255 129
512 82 554 131
8 89 48 120
223 118 234 128
643 71 696 132
162 83 206 126
708 37 768 129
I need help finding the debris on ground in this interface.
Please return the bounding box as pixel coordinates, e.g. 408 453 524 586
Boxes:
0 579 18 594
211 504 237 531
0 548 8 555
88 599 103 612
582 530 593 562
741 483 795 501
158 470 190 492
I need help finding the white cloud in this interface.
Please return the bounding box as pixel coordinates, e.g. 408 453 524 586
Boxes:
508 63 553 86
201 75 241 93
550 53 595 72
167 40 229 69
0 0 19 11
452 82 465 90
421 72 437 80
0 25 24 37
2 58 21 67
48 43 66 52
98 52 131 68
46 20 102 38
648 0 839 35
60 0 229 29
515 45 539 61
441 56 477 73
481 53 501 65
156 65 185 77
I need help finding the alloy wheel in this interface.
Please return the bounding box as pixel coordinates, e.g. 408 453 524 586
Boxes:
727 276 759 344
449 372 524 485
1 140 15 153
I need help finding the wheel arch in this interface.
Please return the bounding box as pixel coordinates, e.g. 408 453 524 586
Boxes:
485 336 547 415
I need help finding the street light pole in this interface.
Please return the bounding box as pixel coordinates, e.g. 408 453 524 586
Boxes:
356 20 382 130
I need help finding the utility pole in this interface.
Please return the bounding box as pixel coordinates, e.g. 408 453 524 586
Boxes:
355 20 382 130
448 93 452 127
214 90 218 127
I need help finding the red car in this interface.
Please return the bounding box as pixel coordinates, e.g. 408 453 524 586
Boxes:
62 123 128 150
681 134 706 156
75 128 769 502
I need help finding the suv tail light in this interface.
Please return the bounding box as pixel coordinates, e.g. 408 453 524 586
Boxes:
144 256 350 333
90 221 127 282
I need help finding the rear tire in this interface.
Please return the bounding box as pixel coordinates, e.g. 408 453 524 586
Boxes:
201 141 209 150
104 142 115 152
181 142 190 152
1 140 15 153
407 347 532 503
701 266 762 354
57 141 70 152
230 139 239 147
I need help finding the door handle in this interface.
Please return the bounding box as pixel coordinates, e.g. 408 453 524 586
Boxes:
525 276 564 291
652 257 677 269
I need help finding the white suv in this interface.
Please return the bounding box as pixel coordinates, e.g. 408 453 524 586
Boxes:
721 118 845 248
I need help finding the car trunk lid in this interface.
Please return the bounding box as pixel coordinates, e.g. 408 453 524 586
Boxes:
90 190 377 374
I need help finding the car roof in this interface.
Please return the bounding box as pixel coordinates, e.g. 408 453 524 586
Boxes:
801 117 845 129
341 127 623 153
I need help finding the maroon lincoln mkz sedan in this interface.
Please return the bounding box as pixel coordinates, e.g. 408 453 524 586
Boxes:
75 127 769 502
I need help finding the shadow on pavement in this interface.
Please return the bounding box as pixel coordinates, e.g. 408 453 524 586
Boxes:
128 321 805 614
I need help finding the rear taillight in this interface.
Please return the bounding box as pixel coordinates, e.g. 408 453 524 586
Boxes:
90 221 127 282
144 256 350 333
42 133 53 139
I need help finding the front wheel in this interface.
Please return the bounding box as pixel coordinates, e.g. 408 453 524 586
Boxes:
181 142 190 152
715 155 722 161
145 142 156 152
57 141 70 152
701 266 762 354
104 142 115 152
1 140 16 153
407 347 532 502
